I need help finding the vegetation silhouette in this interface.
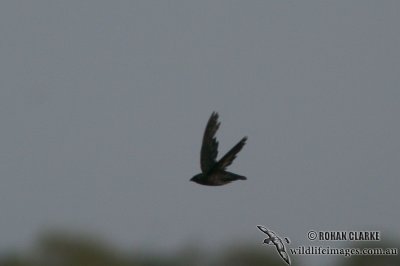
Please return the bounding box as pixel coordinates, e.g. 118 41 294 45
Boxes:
0 231 398 266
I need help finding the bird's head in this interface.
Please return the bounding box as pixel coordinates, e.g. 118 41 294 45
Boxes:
190 173 204 183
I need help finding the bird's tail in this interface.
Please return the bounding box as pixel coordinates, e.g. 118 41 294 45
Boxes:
223 171 247 181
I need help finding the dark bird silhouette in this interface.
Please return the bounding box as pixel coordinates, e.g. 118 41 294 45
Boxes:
257 225 291 265
190 112 247 186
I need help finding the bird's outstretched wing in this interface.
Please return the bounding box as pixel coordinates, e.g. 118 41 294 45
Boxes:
215 136 247 170
200 112 220 173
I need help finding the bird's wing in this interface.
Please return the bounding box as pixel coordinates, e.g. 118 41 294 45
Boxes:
279 250 291 265
200 112 220 173
257 226 273 238
215 136 247 170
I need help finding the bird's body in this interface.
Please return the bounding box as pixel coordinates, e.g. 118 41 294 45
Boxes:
190 112 247 186
191 170 246 186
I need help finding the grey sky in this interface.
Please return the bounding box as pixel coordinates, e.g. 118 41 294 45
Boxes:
1 1 399 265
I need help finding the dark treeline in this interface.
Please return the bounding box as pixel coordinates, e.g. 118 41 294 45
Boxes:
0 231 398 266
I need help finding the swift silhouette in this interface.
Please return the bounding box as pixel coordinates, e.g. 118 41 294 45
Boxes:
190 112 247 186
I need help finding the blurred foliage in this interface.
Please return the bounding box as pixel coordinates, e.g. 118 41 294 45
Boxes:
216 244 284 266
33 232 126 266
0 231 398 266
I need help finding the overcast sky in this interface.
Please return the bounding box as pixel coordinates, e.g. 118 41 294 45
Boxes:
1 1 399 265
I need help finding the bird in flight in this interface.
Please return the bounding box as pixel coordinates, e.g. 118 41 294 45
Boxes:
190 112 247 186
